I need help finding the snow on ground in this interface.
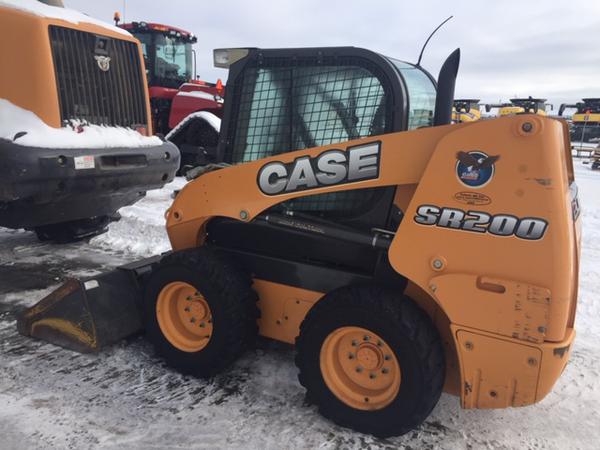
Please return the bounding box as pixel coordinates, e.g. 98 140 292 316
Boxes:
0 99 162 149
0 164 599 449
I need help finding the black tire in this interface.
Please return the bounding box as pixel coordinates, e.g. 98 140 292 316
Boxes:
34 215 113 243
143 247 258 377
295 285 445 437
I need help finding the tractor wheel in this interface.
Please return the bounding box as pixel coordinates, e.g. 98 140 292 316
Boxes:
143 247 258 377
34 215 113 243
295 285 444 437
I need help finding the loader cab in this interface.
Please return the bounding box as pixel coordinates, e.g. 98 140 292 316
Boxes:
216 47 438 163
208 47 456 280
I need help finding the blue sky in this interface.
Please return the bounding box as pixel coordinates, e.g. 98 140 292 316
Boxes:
66 0 600 107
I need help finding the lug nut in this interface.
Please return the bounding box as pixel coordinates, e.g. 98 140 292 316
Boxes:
186 296 192 301
200 322 206 328
384 355 391 361
356 366 363 373
377 340 383 347
184 307 191 312
369 373 376 379
348 352 355 360
363 335 370 341
351 340 358 347
190 317 196 323
465 341 474 351
382 368 389 374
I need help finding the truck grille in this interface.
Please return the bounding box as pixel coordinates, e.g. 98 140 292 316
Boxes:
49 26 147 128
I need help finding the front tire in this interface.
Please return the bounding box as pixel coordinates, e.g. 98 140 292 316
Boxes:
144 247 258 377
295 285 445 437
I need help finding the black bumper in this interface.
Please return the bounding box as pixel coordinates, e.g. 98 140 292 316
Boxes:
0 138 180 229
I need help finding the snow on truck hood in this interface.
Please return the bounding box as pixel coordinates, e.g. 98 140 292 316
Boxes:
0 99 162 149
0 0 130 37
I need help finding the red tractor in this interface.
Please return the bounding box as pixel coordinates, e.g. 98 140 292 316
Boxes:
116 14 223 171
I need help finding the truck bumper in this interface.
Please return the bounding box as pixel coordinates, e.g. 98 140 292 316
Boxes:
452 325 575 409
0 138 180 229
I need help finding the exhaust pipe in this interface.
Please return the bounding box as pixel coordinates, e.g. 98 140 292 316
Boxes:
433 48 461 126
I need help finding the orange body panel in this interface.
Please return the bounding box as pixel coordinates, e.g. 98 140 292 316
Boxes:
0 5 152 132
166 114 580 409
253 279 322 344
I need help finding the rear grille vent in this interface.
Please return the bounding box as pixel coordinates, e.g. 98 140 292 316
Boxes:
49 25 147 128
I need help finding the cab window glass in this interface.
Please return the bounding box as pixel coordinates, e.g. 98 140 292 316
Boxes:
229 65 387 163
226 61 390 215
388 59 436 129
154 35 192 80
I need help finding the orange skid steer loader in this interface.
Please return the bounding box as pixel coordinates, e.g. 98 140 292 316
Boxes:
18 47 581 437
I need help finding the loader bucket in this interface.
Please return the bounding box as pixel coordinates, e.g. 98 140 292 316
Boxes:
16 256 161 353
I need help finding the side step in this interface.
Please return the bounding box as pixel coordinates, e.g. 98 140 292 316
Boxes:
17 255 162 353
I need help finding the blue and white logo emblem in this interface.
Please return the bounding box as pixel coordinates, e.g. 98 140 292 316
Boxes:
455 151 499 188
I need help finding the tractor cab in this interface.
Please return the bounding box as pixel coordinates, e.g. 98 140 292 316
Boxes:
118 21 196 90
486 97 551 117
452 99 481 123
559 98 600 143
115 16 224 165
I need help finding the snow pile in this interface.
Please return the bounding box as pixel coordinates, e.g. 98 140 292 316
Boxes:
0 99 162 149
90 177 187 257
165 110 221 140
0 0 130 36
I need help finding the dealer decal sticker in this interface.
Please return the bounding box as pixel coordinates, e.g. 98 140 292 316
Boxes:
456 151 499 188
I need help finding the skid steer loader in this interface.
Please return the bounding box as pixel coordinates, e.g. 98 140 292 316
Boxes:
452 99 481 123
17 46 581 437
485 97 553 117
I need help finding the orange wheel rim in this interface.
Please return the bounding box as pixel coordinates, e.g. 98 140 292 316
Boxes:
320 326 401 410
156 281 213 352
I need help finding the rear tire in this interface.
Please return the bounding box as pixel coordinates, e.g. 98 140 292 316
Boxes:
143 247 258 377
295 285 444 437
34 215 113 243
